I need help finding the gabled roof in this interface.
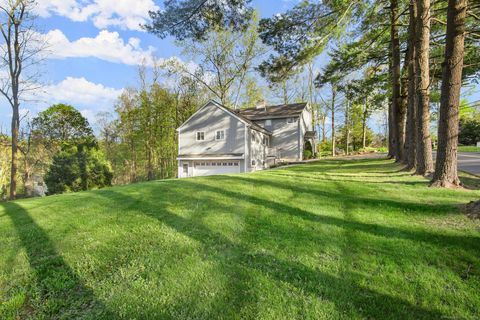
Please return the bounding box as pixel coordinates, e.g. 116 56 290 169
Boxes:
177 100 271 135
236 102 308 120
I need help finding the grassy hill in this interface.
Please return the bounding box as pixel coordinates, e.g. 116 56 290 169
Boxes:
1 158 479 319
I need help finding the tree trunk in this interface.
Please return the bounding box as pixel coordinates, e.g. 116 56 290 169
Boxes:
10 103 19 200
362 97 368 149
390 0 402 160
399 73 408 161
431 0 467 187
405 0 418 170
414 0 434 175
322 114 326 142
331 85 336 157
388 95 394 157
345 100 350 155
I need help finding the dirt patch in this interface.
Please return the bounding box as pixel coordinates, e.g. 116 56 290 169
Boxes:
464 200 480 219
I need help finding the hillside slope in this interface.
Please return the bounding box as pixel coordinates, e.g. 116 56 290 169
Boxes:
1 159 480 319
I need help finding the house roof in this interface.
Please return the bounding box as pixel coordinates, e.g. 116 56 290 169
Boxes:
236 102 308 120
177 100 271 135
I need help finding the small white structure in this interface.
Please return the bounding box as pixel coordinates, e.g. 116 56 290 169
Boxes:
477 141 480 148
25 175 48 197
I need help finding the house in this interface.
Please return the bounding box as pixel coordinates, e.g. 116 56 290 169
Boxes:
177 100 316 178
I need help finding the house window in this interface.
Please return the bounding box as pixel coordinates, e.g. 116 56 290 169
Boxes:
196 132 205 141
251 133 256 143
265 119 272 127
251 160 256 166
233 162 239 166
287 117 296 124
215 130 225 140
263 136 269 146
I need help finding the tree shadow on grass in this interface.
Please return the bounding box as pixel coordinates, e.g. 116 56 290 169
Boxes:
460 174 480 190
264 171 426 186
94 188 447 319
194 177 480 252
2 202 116 319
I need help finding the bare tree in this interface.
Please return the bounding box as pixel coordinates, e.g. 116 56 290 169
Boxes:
0 0 44 199
330 83 337 157
163 13 265 108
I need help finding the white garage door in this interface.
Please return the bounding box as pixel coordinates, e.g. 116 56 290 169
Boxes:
193 161 240 176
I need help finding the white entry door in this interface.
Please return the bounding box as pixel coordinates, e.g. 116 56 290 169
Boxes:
193 161 240 176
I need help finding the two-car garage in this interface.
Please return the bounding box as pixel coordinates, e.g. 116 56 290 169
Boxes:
178 159 242 178
193 161 240 176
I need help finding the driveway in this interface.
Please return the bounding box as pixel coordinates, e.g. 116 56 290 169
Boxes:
457 152 480 176
333 152 480 176
432 152 480 176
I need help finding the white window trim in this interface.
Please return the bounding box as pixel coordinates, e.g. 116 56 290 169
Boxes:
196 131 205 141
215 130 225 140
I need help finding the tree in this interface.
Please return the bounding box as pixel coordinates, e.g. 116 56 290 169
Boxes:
145 0 253 41
44 140 112 195
32 104 94 148
389 0 405 161
404 0 418 170
414 0 434 175
163 13 265 107
431 0 468 187
0 0 44 199
459 118 480 146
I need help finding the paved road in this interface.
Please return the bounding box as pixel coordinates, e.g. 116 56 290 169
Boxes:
433 152 480 176
333 152 480 176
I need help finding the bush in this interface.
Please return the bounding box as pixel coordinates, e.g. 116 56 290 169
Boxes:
45 141 112 195
303 149 313 160
459 118 480 146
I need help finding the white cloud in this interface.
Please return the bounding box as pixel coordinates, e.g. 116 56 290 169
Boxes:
45 29 156 66
35 0 158 31
34 77 124 124
39 77 123 108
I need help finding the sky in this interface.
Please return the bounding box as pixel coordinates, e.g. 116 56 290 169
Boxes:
0 0 477 134
0 0 304 132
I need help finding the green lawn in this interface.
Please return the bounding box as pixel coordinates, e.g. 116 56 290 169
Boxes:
1 159 480 319
458 145 480 152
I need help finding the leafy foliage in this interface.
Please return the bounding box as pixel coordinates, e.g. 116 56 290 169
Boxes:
258 0 366 82
459 118 480 146
45 140 112 195
145 0 253 40
32 104 94 148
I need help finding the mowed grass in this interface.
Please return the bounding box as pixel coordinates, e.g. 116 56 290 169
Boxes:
1 159 480 319
458 145 480 153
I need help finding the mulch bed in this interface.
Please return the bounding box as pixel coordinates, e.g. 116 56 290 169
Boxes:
464 200 480 219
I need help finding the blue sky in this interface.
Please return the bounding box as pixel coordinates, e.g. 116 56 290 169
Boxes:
0 0 301 132
0 0 477 133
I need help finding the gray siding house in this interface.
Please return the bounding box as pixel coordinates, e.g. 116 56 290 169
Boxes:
177 100 315 178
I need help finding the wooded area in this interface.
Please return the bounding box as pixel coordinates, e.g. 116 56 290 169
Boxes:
0 0 479 199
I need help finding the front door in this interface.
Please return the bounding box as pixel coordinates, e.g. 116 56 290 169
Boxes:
183 163 189 177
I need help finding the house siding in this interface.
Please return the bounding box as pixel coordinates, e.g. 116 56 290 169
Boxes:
300 106 314 157
178 103 246 155
255 117 300 161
